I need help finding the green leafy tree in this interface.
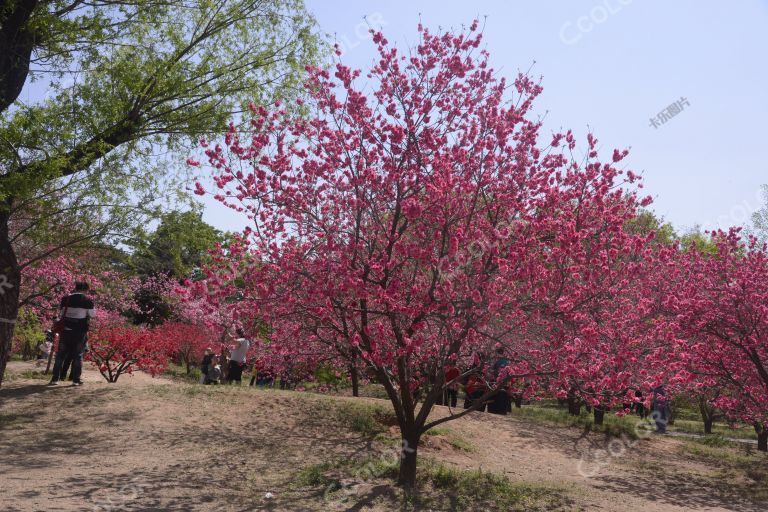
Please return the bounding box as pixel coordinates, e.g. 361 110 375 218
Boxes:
131 210 222 279
751 185 768 244
0 0 322 387
128 209 222 326
680 227 719 255
625 209 677 245
12 308 45 361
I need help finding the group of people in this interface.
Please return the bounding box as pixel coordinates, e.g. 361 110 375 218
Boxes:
457 347 517 415
427 347 517 415
437 349 673 431
199 330 250 384
193 333 671 432
47 282 96 386
197 337 301 389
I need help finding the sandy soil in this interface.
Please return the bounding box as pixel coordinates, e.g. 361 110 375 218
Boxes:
0 361 763 512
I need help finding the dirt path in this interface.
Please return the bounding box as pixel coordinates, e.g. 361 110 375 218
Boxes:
421 409 757 512
0 361 763 511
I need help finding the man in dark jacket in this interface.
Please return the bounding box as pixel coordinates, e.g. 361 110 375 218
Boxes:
487 347 511 415
49 282 95 386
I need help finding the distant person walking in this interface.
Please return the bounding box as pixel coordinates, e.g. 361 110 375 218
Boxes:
227 329 250 384
49 282 95 386
652 385 669 433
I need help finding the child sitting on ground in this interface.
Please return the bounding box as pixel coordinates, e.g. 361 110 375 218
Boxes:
206 361 222 385
200 348 213 384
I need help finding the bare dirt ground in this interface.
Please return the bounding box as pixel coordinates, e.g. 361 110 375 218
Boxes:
0 360 765 512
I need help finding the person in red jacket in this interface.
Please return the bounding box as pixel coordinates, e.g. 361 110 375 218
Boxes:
442 365 461 408
463 373 488 412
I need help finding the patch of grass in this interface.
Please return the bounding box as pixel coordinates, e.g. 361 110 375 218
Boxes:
356 383 390 400
424 426 474 452
3 367 50 382
335 402 397 437
162 363 201 383
669 418 756 441
291 456 400 496
296 455 573 511
513 403 645 439
295 462 335 487
17 369 49 380
145 382 230 400
354 455 401 480
517 400 756 442
697 433 729 447
445 435 474 452
679 438 760 465
420 461 571 511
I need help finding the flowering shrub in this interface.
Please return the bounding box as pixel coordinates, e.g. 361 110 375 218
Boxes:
87 317 175 382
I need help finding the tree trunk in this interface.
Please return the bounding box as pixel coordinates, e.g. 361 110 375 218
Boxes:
756 424 768 452
698 398 715 434
185 359 191 375
397 429 421 494
514 395 523 408
0 211 21 388
350 363 359 397
0 0 37 114
567 389 581 416
593 406 605 426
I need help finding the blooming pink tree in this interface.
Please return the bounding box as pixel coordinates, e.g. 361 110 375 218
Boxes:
20 254 139 324
152 321 217 375
546 242 681 423
666 230 768 450
192 23 654 489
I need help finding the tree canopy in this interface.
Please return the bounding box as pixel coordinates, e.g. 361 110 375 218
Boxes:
130 210 222 279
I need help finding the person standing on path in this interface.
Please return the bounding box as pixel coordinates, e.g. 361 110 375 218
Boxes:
652 385 670 433
227 329 250 384
49 282 95 386
442 365 460 408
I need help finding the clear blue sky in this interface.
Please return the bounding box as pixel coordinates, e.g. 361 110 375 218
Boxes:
193 1 768 234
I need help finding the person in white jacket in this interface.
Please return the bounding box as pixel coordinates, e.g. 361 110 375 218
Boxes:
227 329 250 384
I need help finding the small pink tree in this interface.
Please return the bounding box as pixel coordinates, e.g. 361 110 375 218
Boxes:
193 23 654 489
